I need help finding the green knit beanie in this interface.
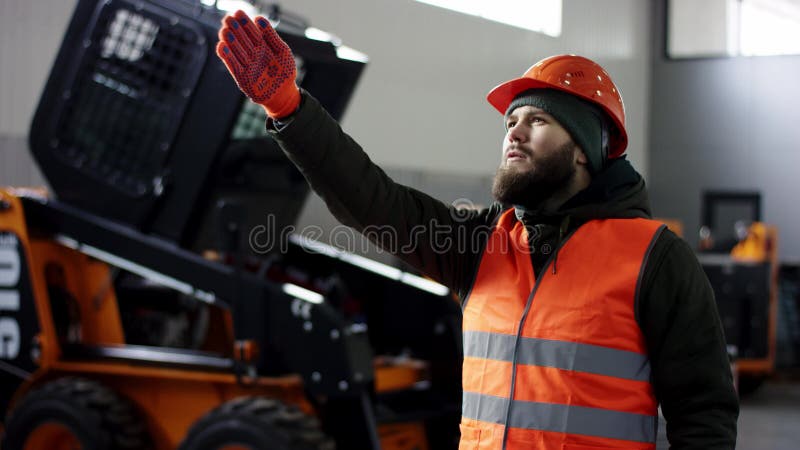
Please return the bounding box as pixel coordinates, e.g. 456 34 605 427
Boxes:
505 88 605 173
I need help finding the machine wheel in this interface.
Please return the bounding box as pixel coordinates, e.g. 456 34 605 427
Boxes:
179 397 335 450
1 377 151 450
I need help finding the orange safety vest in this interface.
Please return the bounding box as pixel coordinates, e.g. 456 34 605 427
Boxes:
460 209 665 450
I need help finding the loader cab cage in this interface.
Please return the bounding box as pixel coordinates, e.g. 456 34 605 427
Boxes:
52 4 205 198
30 0 365 249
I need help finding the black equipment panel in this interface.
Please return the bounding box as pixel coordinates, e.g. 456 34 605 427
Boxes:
30 0 225 227
702 258 771 358
30 0 366 249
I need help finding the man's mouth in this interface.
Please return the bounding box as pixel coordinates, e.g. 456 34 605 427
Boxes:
506 150 528 162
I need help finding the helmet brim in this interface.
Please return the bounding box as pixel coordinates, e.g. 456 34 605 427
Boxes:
486 76 629 158
487 78 555 115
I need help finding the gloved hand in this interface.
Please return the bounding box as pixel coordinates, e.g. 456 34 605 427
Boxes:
216 10 300 119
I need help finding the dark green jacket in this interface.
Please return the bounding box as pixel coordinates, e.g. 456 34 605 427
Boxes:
268 91 738 449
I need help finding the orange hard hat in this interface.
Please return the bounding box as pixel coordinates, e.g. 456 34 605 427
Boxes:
487 54 628 158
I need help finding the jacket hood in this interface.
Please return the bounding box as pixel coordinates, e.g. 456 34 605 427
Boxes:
514 157 652 224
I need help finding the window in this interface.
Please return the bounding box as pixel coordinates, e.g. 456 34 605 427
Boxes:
668 0 800 58
413 0 562 37
739 0 800 56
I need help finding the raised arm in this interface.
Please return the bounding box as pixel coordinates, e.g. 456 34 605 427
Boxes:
215 11 497 297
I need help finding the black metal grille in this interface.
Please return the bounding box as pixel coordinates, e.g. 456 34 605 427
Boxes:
55 1 205 196
231 100 269 140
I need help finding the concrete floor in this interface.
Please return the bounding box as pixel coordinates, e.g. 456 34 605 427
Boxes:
737 381 800 450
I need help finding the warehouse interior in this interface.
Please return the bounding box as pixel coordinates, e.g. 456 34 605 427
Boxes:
0 0 798 448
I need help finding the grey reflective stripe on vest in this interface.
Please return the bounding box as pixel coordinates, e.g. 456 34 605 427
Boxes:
463 391 657 443
464 330 651 381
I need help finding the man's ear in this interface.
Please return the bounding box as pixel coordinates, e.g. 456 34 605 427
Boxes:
575 147 589 165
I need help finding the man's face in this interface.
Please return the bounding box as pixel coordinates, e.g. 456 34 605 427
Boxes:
492 105 584 207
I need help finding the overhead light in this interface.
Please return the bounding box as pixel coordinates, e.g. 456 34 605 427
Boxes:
340 253 403 280
200 0 259 18
289 234 341 259
304 27 341 45
336 45 369 63
399 273 451 296
413 0 562 37
304 28 369 63
283 283 324 304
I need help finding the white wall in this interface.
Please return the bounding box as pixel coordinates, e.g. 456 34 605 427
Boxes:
0 0 652 184
0 0 76 187
286 0 653 178
0 0 77 135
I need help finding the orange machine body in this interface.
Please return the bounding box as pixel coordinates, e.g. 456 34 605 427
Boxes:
0 188 429 449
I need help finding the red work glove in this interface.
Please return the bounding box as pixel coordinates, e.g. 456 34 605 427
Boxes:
216 10 301 119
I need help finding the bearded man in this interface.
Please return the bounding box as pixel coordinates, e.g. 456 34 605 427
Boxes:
217 11 738 450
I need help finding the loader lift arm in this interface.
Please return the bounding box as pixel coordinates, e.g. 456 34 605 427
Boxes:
20 194 381 448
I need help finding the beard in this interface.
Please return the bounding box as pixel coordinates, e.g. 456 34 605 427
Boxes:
492 141 578 208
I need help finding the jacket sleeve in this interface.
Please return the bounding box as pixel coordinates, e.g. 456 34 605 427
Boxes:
638 229 739 449
266 90 497 298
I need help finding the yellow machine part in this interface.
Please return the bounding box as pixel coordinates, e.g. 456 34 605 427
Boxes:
730 222 780 376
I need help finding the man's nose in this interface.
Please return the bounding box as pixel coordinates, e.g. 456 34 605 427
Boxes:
507 124 526 143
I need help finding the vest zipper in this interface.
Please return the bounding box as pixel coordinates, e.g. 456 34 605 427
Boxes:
500 227 579 450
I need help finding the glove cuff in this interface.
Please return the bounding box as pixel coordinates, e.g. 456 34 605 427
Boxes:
262 84 301 120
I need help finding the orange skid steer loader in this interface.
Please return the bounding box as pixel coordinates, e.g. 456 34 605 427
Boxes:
0 0 462 448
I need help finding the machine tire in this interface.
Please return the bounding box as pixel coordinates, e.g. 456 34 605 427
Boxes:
1 377 151 450
179 397 335 450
